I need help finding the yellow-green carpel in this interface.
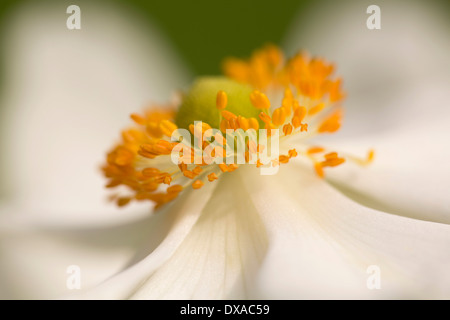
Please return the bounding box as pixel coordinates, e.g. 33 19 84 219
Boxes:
175 76 261 130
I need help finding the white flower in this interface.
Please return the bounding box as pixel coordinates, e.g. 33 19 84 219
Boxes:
1 0 449 299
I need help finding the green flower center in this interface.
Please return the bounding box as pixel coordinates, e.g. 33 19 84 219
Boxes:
175 76 261 130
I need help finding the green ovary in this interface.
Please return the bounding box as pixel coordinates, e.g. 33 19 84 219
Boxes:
175 76 261 130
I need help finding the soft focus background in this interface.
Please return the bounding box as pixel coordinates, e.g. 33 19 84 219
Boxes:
0 0 449 299
0 0 308 81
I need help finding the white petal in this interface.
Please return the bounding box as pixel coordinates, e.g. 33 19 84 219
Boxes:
74 179 221 299
0 214 157 299
0 180 216 299
326 134 450 225
283 0 450 137
75 172 268 300
240 164 450 299
0 1 190 223
128 172 268 299
284 0 450 224
314 80 450 224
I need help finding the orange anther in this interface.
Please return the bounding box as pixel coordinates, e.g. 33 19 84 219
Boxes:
259 112 271 124
282 87 294 113
159 120 178 137
228 118 238 130
367 149 375 163
190 122 212 137
237 116 250 131
137 149 156 159
321 157 345 167
222 110 238 121
193 166 203 175
142 167 160 177
192 180 204 189
130 113 146 125
146 122 162 138
283 123 293 136
308 103 325 116
307 146 324 154
216 90 228 110
178 162 187 172
329 78 345 102
324 152 338 160
106 180 121 188
314 163 324 178
117 197 131 207
288 149 298 158
294 106 307 122
115 151 134 166
142 182 158 192
272 107 287 126
292 116 302 129
156 139 173 149
256 159 263 168
207 172 218 182
318 110 342 133
154 173 170 183
279 155 290 164
163 176 172 185
248 117 259 130
183 170 195 179
250 90 271 110
300 123 308 132
167 185 183 193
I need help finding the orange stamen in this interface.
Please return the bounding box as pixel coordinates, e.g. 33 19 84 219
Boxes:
216 90 228 110
250 90 271 110
207 172 218 182
192 180 204 189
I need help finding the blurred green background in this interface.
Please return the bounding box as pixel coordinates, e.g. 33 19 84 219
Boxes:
0 0 310 76
120 0 308 75
1 0 449 76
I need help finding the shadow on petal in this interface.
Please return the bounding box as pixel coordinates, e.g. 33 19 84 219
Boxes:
128 171 269 299
240 163 450 299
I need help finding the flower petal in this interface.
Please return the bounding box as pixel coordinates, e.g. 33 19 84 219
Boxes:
317 79 450 224
325 119 450 224
129 172 269 299
77 172 268 299
0 180 217 299
283 0 450 137
0 213 157 299
284 0 450 224
240 164 450 299
0 1 190 223
73 179 223 299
